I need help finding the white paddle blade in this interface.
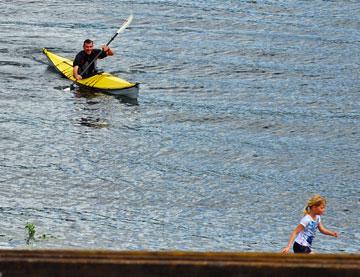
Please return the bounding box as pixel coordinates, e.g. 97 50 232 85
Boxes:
117 14 133 34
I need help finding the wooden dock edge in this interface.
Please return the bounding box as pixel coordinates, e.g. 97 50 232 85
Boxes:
0 249 359 276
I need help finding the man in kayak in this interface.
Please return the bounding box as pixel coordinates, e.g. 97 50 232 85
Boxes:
73 39 114 80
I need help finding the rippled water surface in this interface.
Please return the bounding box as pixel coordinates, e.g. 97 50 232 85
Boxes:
0 0 359 252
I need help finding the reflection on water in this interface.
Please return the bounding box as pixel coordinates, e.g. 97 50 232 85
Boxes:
72 87 138 128
115 95 139 106
74 87 106 99
74 86 139 105
79 117 109 128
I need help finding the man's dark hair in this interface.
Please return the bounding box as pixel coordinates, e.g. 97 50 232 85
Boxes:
83 39 93 46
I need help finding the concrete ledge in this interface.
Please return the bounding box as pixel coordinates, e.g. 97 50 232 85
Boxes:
0 250 359 276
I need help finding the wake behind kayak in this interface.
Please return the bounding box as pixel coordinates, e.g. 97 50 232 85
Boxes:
42 48 139 99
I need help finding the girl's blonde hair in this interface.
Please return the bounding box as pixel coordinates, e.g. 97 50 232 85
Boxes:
303 195 327 215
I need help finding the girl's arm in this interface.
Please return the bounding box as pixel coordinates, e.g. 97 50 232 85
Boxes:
281 224 304 253
318 222 338 237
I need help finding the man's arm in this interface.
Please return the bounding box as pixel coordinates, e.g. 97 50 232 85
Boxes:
73 65 82 80
101 45 114 56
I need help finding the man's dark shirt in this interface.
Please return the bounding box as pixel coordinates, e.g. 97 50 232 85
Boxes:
73 49 107 78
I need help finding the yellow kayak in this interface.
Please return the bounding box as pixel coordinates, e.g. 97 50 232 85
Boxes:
43 48 139 98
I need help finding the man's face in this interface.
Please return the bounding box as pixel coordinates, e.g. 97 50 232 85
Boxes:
83 42 93 55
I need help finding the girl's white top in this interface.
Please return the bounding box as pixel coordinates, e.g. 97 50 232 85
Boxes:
295 214 321 247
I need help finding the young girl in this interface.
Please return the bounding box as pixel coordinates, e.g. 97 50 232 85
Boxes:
281 195 338 254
